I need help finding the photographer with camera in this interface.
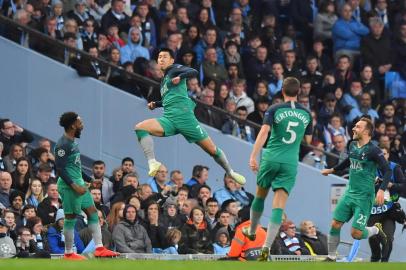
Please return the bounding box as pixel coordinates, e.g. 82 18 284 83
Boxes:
367 146 406 262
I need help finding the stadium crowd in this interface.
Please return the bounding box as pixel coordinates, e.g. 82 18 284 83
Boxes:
1 0 406 261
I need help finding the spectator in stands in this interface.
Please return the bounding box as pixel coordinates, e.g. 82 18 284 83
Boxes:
161 228 182 254
90 187 109 218
245 46 273 95
380 103 402 130
229 79 254 114
179 207 213 254
67 0 94 28
332 3 369 59
222 106 255 143
3 143 24 173
360 65 381 107
135 1 157 50
113 204 152 253
301 55 324 98
0 143 4 172
26 216 49 253
314 0 337 42
204 197 218 229
227 207 266 261
6 9 33 47
268 62 284 98
195 7 215 35
90 160 114 206
2 210 17 241
0 119 33 158
47 209 84 254
326 134 349 176
271 220 310 255
110 172 139 204
361 17 392 76
25 179 44 208
197 184 211 208
318 93 340 127
80 209 113 249
194 88 224 130
36 164 54 188
0 218 16 258
283 50 301 80
30 147 55 177
120 27 150 63
0 171 13 209
101 0 130 35
392 22 406 81
51 1 65 31
347 92 379 123
106 201 125 232
111 157 136 192
166 170 184 189
141 201 167 252
194 27 224 65
18 204 37 229
201 47 228 85
221 199 239 229
213 227 230 255
214 174 252 207
323 113 348 150
81 19 98 52
161 199 183 229
9 190 25 216
15 226 50 258
247 96 270 136
97 33 111 59
342 79 363 114
179 198 198 223
147 164 168 193
302 141 327 170
186 165 209 188
37 183 61 226
300 220 327 255
11 157 32 194
176 186 189 210
312 38 334 73
63 18 84 50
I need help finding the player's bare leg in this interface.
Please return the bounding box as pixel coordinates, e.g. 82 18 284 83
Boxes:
135 119 165 176
196 137 246 185
83 206 120 258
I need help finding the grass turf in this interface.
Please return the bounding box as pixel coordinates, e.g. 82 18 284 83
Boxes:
0 260 405 270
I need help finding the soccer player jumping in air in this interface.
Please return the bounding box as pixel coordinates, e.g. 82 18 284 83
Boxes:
321 117 388 261
242 77 313 261
134 48 245 185
55 112 119 260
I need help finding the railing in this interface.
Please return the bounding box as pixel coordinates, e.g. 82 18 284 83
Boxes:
0 14 339 159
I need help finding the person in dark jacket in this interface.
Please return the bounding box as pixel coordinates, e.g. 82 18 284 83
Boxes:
112 204 152 253
299 220 327 255
271 220 310 255
140 200 167 252
37 183 62 226
100 0 130 35
0 119 33 157
178 207 213 254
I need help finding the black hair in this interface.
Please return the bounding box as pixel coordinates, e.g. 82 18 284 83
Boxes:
59 112 78 131
93 160 105 166
192 165 209 178
158 47 175 59
206 197 218 205
0 118 10 129
121 157 134 165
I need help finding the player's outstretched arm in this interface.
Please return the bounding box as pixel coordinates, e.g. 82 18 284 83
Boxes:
321 157 350 176
249 124 270 172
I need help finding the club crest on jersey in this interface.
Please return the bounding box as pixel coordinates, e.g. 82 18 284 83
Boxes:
350 159 363 170
361 152 366 160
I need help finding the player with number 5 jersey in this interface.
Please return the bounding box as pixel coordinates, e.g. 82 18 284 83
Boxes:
242 77 313 261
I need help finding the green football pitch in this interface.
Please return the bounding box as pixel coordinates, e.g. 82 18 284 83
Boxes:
1 260 405 270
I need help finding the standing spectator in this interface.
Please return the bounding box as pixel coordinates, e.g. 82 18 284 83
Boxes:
392 22 406 81
229 79 254 114
0 119 33 157
301 55 324 98
0 171 12 209
247 96 270 136
360 17 392 76
326 134 349 176
347 92 379 123
323 113 348 150
193 27 224 66
245 46 273 95
334 54 356 92
37 183 61 226
360 65 381 108
101 0 130 35
268 62 285 98
300 220 328 255
201 47 228 85
332 3 369 59
135 1 157 50
112 204 152 253
318 93 340 127
179 207 213 254
314 0 337 42
290 0 317 51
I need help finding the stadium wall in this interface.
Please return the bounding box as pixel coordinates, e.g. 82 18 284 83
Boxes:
1 37 405 261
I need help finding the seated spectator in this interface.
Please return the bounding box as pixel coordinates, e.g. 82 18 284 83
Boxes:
186 165 209 188
379 103 402 130
268 62 284 98
11 157 32 194
213 227 231 255
0 119 33 157
2 210 17 241
197 184 212 208
195 87 226 129
299 220 328 255
201 47 228 85
47 209 84 254
141 201 167 253
3 144 24 173
301 55 324 98
179 207 213 254
63 19 84 50
30 147 55 177
271 220 310 255
0 171 13 209
227 207 266 261
90 160 114 206
252 80 269 104
224 41 243 74
9 190 25 216
17 204 37 229
16 226 50 258
37 183 61 226
36 164 55 189
161 199 184 230
147 164 169 193
214 174 252 207
221 199 239 229
161 228 182 254
245 46 273 95
74 46 107 80
106 24 125 48
323 113 348 150
110 172 139 204
112 204 152 253
204 197 219 229
318 93 341 127
120 27 150 64
332 3 369 59
167 170 184 189
80 209 112 249
283 50 301 80
247 96 270 128
302 141 327 170
193 27 224 66
106 201 125 232
176 186 189 210
26 216 50 253
229 79 255 114
221 106 255 143
81 19 99 52
213 83 230 110
347 92 379 123
90 187 110 218
326 134 349 176
0 218 16 258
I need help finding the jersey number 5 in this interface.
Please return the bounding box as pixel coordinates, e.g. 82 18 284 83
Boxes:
282 121 299 144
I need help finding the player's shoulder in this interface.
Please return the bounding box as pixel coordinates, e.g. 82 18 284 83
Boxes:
267 102 290 113
295 102 312 116
367 141 383 155
55 136 72 150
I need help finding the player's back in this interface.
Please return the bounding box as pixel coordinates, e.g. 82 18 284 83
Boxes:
54 135 83 187
262 101 312 165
